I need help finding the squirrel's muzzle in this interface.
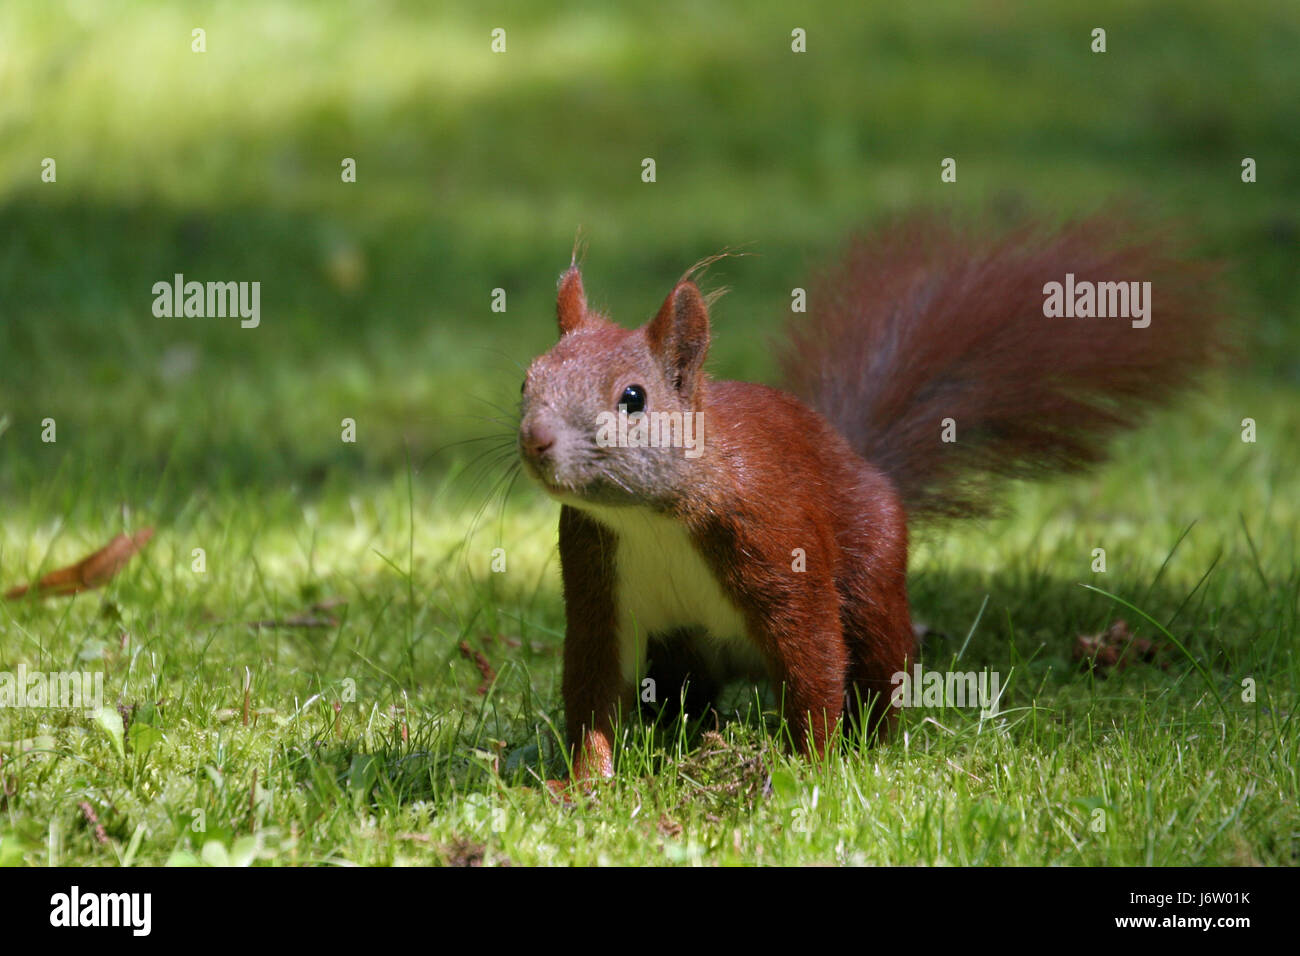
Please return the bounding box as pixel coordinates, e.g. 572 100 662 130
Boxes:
519 420 557 462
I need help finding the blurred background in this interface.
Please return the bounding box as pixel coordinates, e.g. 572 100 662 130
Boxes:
0 0 1296 519
1 1 1297 867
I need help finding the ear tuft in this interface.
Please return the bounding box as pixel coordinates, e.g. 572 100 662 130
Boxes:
647 280 711 394
557 266 587 336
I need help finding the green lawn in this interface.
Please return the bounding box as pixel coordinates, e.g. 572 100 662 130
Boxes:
0 0 1296 865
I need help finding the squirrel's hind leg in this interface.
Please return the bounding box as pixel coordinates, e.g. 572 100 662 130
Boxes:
755 594 850 758
838 529 914 745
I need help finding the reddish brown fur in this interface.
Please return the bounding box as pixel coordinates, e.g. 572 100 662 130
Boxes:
675 381 912 751
781 214 1224 518
556 506 626 779
525 213 1223 784
553 378 911 767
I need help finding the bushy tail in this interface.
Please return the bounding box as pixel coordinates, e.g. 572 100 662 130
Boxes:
779 213 1225 519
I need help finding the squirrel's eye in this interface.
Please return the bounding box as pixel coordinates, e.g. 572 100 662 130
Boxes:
619 384 647 414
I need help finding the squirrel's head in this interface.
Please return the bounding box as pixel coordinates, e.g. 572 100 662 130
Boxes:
518 265 711 509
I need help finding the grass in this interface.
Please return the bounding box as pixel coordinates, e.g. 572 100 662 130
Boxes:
0 0 1297 865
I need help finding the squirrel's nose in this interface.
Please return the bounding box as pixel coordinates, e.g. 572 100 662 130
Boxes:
521 421 557 459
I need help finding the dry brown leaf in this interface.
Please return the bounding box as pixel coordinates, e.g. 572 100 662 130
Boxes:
442 838 486 867
657 815 684 839
4 528 155 599
1074 618 1170 676
458 640 496 695
78 801 109 846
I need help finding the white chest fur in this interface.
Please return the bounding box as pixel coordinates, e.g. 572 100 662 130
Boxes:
575 505 762 686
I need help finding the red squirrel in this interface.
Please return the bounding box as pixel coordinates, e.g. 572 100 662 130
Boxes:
517 214 1222 783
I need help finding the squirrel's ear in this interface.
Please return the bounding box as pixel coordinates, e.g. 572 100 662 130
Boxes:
647 280 710 395
556 266 587 336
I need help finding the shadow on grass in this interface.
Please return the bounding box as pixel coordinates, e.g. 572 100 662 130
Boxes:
219 556 1278 813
